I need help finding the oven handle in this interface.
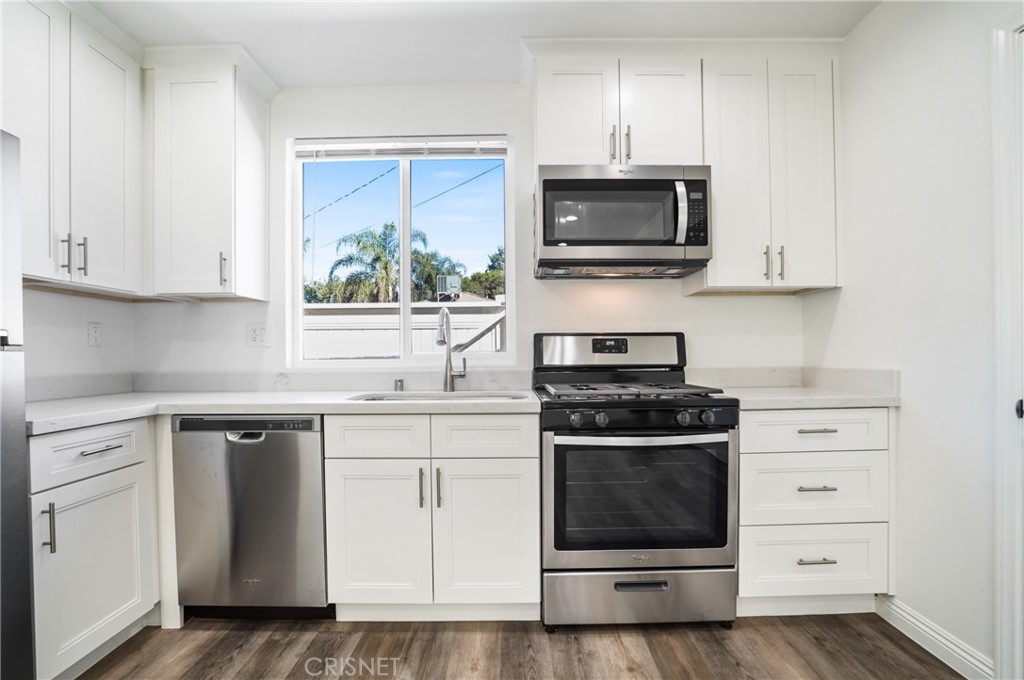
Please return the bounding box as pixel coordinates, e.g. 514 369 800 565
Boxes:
553 433 729 447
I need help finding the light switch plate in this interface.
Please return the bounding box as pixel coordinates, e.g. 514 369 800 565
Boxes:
87 322 102 347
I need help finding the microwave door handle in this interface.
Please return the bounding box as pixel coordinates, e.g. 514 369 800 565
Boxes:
553 433 729 447
675 181 688 245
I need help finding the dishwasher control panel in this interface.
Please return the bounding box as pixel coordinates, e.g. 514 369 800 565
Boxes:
172 415 321 432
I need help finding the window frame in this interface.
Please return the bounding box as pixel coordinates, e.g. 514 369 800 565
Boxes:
287 138 517 369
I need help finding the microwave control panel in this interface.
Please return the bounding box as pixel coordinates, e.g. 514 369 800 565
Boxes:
684 180 709 246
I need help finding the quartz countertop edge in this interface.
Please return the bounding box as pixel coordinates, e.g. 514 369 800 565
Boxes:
25 391 542 436
724 386 901 410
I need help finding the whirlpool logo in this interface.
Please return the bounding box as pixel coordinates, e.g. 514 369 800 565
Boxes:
632 553 650 562
618 168 636 175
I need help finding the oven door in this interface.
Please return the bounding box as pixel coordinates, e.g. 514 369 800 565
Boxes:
543 430 737 570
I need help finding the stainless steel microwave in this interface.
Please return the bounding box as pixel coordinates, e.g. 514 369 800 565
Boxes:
534 165 711 279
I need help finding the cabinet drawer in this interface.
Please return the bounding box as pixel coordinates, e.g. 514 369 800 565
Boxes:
740 450 889 525
739 408 888 453
30 419 151 493
324 415 430 458
738 523 888 597
430 415 539 459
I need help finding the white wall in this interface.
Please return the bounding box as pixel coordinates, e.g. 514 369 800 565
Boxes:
131 82 804 378
22 289 134 398
802 1 1018 661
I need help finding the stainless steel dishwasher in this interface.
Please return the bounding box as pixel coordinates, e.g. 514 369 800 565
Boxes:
171 415 326 607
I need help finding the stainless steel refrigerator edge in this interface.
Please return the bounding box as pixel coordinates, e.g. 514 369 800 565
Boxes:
0 131 35 678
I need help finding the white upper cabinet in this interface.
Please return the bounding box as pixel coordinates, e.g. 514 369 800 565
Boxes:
150 49 274 299
768 58 837 289
1 1 70 280
618 57 703 165
2 3 142 293
535 55 702 166
535 57 620 165
69 15 141 292
702 57 773 288
693 55 837 292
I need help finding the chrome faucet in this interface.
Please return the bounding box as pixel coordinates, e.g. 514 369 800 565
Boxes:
435 308 466 392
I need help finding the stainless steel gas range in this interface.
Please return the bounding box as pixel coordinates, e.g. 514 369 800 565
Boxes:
533 333 739 628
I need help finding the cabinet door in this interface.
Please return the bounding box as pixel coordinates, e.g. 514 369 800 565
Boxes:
702 57 773 287
768 58 837 288
432 458 540 604
32 463 155 679
1 0 70 280
325 459 433 604
619 57 703 165
535 57 620 165
152 66 234 295
69 15 141 292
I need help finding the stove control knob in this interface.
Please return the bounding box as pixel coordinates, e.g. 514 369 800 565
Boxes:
674 411 692 426
594 412 610 428
568 412 583 429
699 410 716 426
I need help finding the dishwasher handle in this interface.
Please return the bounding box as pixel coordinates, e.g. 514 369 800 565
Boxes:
225 432 267 444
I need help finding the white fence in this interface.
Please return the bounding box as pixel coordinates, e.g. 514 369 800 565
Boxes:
303 301 506 360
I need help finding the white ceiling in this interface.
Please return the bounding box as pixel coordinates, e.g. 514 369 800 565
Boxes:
92 1 879 88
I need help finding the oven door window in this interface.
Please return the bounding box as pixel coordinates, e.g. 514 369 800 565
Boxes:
553 435 728 551
543 180 679 246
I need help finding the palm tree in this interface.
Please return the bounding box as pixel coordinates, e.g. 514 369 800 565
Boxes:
328 222 426 303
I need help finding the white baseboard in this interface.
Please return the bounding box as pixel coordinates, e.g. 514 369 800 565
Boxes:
875 595 993 680
336 603 540 622
737 594 876 617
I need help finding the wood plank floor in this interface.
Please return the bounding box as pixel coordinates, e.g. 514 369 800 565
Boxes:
80 614 962 680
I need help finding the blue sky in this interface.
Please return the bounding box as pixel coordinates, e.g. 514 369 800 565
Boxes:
302 158 505 282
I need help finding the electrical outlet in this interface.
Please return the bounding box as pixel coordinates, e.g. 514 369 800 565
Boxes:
246 323 268 348
87 322 102 347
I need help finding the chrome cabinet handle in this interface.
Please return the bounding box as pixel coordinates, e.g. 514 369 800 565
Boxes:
61 234 73 273
763 245 771 280
42 503 56 554
798 558 838 566
798 485 838 492
625 124 632 162
610 124 617 162
797 428 839 434
418 467 425 508
436 468 442 508
80 443 123 457
778 245 785 280
218 251 228 287
77 236 89 276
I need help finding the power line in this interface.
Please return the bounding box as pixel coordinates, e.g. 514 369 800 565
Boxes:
302 165 397 221
312 162 504 254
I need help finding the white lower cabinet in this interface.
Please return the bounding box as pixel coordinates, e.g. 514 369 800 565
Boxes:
432 458 540 604
324 414 541 616
31 461 156 679
325 459 433 604
738 407 892 608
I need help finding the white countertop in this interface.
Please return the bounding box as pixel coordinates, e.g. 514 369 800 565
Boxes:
725 386 900 410
26 390 541 436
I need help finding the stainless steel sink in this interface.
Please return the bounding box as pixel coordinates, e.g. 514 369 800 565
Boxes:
352 391 529 402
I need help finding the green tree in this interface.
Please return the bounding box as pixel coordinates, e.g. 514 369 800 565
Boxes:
461 270 505 299
486 246 505 272
412 250 465 302
327 222 427 303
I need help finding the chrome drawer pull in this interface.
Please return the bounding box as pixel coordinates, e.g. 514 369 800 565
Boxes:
797 428 839 434
80 443 124 457
42 503 56 554
418 467 425 508
797 485 838 492
797 558 837 566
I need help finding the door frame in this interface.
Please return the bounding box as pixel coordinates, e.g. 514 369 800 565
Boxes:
993 12 1024 680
